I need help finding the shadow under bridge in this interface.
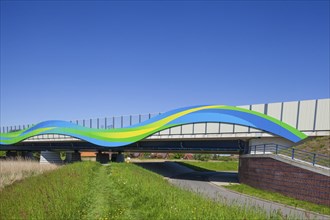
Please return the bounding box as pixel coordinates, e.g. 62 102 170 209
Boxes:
2 139 247 154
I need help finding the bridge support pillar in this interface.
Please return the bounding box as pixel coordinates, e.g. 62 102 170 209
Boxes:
65 151 81 163
96 152 109 164
116 152 125 163
6 151 18 159
40 151 63 164
22 151 35 160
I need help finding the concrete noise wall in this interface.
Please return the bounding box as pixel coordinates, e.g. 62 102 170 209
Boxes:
238 155 330 206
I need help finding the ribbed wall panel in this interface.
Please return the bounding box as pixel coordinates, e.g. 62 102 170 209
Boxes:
298 100 316 131
315 99 330 131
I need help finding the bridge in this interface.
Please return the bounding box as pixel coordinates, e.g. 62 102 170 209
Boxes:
1 98 329 162
1 98 330 206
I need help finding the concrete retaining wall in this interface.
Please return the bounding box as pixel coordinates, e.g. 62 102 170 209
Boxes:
239 155 330 206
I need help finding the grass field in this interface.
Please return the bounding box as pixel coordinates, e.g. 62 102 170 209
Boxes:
0 162 96 219
0 158 57 189
293 136 329 155
277 137 330 167
0 162 288 219
225 184 330 215
176 161 238 172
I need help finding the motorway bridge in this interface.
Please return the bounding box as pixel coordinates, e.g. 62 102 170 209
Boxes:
0 98 329 163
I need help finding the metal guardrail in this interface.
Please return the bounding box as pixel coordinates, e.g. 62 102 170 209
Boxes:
249 144 330 168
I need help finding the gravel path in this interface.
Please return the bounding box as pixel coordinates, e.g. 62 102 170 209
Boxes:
135 161 329 220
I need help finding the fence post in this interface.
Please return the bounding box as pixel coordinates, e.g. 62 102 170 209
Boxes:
263 144 266 154
312 153 316 166
275 145 278 155
292 148 295 160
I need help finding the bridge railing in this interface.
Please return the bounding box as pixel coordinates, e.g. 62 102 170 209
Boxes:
1 113 162 133
249 144 330 169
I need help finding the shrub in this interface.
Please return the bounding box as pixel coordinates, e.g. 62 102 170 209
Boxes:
193 154 211 161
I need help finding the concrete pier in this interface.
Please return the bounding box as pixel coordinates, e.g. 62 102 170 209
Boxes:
65 151 81 163
6 151 18 159
40 151 63 164
116 152 125 163
21 151 35 160
96 152 109 164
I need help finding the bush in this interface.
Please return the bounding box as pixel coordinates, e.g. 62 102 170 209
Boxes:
142 153 151 159
0 151 6 157
212 154 238 161
193 154 211 161
173 153 184 159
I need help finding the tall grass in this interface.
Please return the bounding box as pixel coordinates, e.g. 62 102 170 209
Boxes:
0 162 98 220
294 136 329 155
0 158 57 189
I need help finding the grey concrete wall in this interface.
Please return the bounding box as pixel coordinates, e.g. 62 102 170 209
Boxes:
40 151 63 164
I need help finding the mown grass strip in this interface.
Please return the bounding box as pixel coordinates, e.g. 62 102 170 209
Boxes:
87 163 286 220
177 161 238 172
225 183 330 216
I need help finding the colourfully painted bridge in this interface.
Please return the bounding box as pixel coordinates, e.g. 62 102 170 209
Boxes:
0 98 329 163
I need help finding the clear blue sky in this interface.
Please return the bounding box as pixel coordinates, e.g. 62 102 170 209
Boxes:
1 0 329 127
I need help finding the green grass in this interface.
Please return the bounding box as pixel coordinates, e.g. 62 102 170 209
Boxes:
0 161 98 220
0 161 288 219
84 163 283 219
225 183 330 216
177 161 238 172
293 136 329 155
277 137 330 167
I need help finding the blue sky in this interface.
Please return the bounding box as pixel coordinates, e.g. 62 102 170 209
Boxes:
1 0 329 127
